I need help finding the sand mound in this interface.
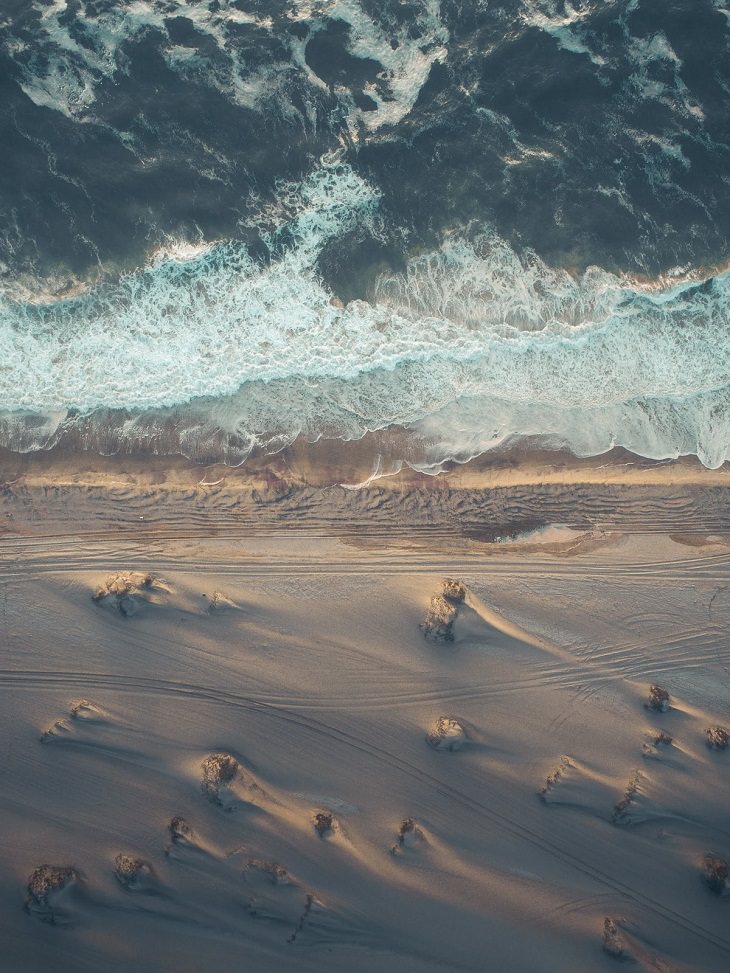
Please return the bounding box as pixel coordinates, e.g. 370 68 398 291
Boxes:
441 579 467 603
420 579 467 642
426 716 467 752
539 757 571 802
92 571 169 616
602 918 629 960
168 816 195 845
25 865 77 923
205 590 238 612
113 854 152 891
705 726 729 750
391 817 427 855
642 728 672 757
70 699 102 721
40 699 105 742
243 860 291 886
645 685 670 713
313 810 335 838
40 719 71 744
538 757 615 816
612 771 644 825
201 752 240 807
701 854 729 894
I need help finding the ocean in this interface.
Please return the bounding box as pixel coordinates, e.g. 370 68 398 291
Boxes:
1 0 729 468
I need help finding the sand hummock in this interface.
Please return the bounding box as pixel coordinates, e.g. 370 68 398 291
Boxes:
645 685 671 713
612 771 644 825
201 752 240 806
705 726 729 750
41 699 105 743
168 816 195 845
391 818 427 855
113 854 152 891
243 860 291 886
206 590 239 612
425 717 467 752
602 918 628 960
539 757 572 802
642 728 673 757
24 866 77 924
701 855 729 895
313 810 335 838
420 579 468 642
92 571 170 616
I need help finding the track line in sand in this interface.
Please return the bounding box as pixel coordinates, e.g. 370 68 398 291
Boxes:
4 667 729 957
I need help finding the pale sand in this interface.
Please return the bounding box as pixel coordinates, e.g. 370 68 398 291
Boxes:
2 443 730 971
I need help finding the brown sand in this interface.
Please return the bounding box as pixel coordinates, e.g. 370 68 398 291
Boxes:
2 441 730 971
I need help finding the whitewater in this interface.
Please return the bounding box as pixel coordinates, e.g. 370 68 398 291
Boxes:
1 164 729 469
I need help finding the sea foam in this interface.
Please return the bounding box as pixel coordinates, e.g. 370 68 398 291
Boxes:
1 164 729 468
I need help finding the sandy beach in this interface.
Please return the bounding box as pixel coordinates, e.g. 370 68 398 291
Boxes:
4 0 730 968
1 443 729 971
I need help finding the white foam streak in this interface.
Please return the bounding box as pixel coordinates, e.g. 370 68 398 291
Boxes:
2 164 730 468
10 0 447 133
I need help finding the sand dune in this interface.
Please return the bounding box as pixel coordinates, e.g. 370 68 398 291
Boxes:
2 448 730 970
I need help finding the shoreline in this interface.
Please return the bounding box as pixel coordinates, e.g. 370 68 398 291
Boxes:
2 439 730 540
2 438 728 491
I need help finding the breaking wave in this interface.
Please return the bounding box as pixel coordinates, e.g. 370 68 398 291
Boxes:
1 164 729 468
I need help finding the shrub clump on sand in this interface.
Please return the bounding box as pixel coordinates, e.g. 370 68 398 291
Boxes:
244 860 290 885
441 579 467 603
538 756 571 802
25 865 76 923
92 572 166 616
168 816 194 844
391 817 426 854
426 716 467 751
201 752 239 804
642 728 673 756
313 811 334 838
113 854 151 890
701 854 729 894
420 579 467 642
649 728 672 746
602 918 628 959
705 726 729 750
645 685 670 713
612 771 643 825
207 591 237 612
40 719 69 744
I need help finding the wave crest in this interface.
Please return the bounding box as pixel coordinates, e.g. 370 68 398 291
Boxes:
1 164 730 469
